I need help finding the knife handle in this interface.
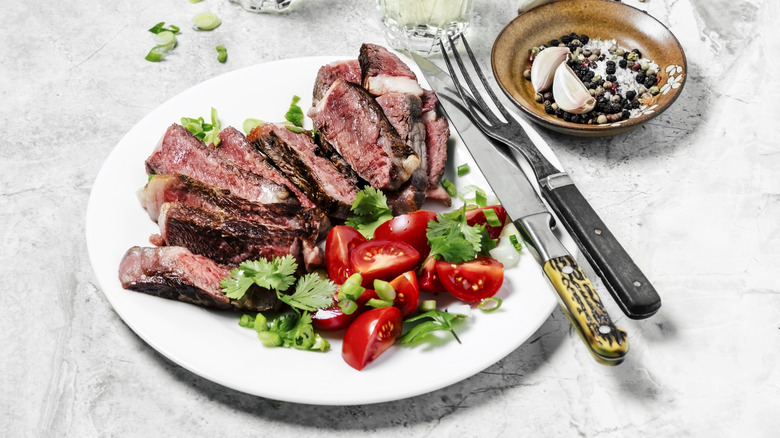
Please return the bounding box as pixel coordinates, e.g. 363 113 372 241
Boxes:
543 255 628 365
541 178 662 319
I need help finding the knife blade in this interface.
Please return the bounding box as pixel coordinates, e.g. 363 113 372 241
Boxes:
413 53 628 365
414 52 661 320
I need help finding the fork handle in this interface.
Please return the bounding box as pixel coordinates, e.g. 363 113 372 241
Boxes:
541 177 662 319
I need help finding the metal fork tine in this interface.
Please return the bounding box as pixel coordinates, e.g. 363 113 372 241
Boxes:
458 35 516 123
445 35 504 127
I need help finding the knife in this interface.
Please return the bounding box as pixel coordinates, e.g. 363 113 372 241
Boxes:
413 54 628 365
414 52 661 320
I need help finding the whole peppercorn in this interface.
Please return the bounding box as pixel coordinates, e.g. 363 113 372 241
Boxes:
555 108 564 118
606 74 617 82
626 90 637 101
534 93 544 103
523 68 531 80
606 60 616 68
580 34 590 44
636 72 646 83
606 65 616 75
543 91 553 101
632 48 642 58
621 109 630 119
549 39 560 47
544 101 555 114
562 112 572 121
618 59 628 69
603 80 613 90
561 34 572 44
644 75 656 88
649 85 660 95
631 100 640 109
597 114 608 124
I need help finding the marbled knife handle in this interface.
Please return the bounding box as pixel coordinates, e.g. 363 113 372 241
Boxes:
543 255 629 365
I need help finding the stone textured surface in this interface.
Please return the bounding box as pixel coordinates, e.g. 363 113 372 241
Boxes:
2 0 779 436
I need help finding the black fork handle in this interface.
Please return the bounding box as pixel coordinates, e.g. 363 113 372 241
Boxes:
541 179 661 319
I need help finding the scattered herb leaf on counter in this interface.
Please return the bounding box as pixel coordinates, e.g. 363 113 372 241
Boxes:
345 187 394 239
399 310 467 344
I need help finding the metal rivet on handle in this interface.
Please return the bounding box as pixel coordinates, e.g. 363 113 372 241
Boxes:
594 229 602 235
598 325 611 334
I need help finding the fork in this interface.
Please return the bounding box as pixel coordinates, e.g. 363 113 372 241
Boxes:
438 33 662 320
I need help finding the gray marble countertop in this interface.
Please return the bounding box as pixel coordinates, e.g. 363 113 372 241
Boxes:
2 0 778 436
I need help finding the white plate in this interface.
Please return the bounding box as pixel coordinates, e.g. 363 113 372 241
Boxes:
86 55 562 405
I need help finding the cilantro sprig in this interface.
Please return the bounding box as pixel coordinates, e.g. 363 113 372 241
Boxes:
345 187 394 238
399 310 467 344
425 207 497 265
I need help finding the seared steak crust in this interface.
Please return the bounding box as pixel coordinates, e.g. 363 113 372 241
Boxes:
359 43 424 97
313 59 362 105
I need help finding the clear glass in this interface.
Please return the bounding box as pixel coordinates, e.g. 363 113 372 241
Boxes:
229 0 293 13
377 0 475 53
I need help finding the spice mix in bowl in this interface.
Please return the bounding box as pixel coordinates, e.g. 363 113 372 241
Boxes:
492 0 686 137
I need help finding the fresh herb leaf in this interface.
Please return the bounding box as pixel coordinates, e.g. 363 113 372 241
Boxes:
278 273 337 312
220 254 298 300
285 95 304 127
243 310 330 351
426 208 497 264
399 310 467 344
345 187 394 238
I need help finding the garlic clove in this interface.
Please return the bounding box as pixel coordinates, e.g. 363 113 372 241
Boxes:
531 47 570 93
552 62 596 114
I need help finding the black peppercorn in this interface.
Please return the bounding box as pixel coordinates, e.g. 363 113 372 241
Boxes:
561 34 572 44
636 72 646 83
626 90 637 101
555 108 564 118
549 39 560 46
606 74 617 82
643 75 656 88
580 34 590 44
621 109 630 119
618 59 627 68
544 101 555 114
632 48 642 58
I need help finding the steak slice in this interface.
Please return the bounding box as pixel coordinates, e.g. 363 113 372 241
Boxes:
359 43 424 97
248 123 360 220
118 246 278 311
157 202 304 268
309 78 420 190
145 124 295 205
421 90 451 204
312 59 361 105
375 93 429 213
216 126 316 209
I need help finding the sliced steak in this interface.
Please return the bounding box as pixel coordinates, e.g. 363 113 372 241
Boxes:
359 43 424 97
138 174 326 260
421 90 451 204
375 93 429 214
309 78 420 190
157 202 304 269
118 246 279 311
312 59 361 105
216 126 315 208
248 123 361 220
145 124 295 205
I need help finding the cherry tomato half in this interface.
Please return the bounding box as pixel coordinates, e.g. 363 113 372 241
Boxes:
465 205 507 239
418 257 445 293
374 210 438 261
325 225 367 284
342 306 403 371
350 240 420 287
388 271 420 317
436 255 504 302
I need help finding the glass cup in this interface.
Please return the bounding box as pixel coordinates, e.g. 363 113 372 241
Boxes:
377 0 475 53
229 0 293 13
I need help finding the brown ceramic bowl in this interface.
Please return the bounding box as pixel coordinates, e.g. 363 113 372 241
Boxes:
491 0 686 137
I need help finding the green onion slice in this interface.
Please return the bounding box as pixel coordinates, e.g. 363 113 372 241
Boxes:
457 163 470 176
441 177 457 197
509 234 523 253
243 118 264 134
193 12 221 31
478 297 503 312
216 45 227 63
483 208 502 227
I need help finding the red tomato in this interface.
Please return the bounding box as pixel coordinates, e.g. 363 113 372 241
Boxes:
418 257 445 293
436 255 504 302
374 210 438 260
350 240 420 287
325 226 367 284
388 271 420 317
465 205 508 239
342 306 403 371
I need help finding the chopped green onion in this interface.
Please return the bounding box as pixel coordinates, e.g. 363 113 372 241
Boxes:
478 297 503 312
441 177 457 197
148 22 180 34
145 44 173 62
419 300 437 312
216 45 227 63
457 163 470 176
284 124 307 134
155 30 177 46
475 188 487 207
193 12 221 31
188 0 204 3
483 208 502 227
373 279 396 301
238 314 255 328
243 118 263 134
339 299 358 315
258 330 283 347
509 234 523 253
366 298 394 308
285 95 304 127
253 313 268 332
